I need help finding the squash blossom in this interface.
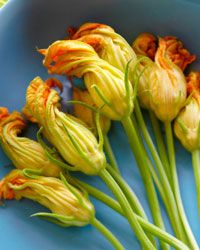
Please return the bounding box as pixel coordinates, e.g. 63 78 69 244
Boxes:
73 87 111 135
132 33 195 71
148 38 187 122
25 77 106 175
132 35 195 116
132 32 157 60
161 36 196 71
38 40 134 120
174 72 200 152
0 107 62 177
69 22 137 72
0 169 95 226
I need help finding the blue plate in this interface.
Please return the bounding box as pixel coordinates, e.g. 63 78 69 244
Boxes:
0 0 200 249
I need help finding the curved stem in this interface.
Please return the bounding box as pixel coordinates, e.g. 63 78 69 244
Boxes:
134 101 186 242
148 111 172 185
164 121 199 250
192 150 200 216
103 135 120 174
80 177 189 249
99 168 156 250
106 164 147 220
121 115 167 250
91 218 124 250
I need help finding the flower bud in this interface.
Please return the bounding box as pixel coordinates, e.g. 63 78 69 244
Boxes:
0 108 62 177
25 77 106 175
70 23 137 72
73 87 111 135
148 38 187 122
132 33 157 60
174 72 200 151
38 40 133 120
0 170 95 226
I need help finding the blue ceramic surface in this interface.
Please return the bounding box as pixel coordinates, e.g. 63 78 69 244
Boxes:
0 0 200 249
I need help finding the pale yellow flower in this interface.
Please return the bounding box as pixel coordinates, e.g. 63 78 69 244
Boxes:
38 40 133 120
0 169 94 226
25 77 106 175
0 108 61 177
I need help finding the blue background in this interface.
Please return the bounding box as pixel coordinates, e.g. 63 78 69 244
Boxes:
0 0 200 249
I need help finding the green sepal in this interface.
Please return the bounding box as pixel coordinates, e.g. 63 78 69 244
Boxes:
22 168 43 179
176 118 189 134
124 59 132 106
91 84 112 108
31 212 76 227
62 123 94 168
60 173 85 205
95 112 104 150
37 126 78 172
66 100 99 113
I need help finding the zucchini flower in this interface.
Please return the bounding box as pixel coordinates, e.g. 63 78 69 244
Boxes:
132 33 157 60
25 77 106 175
0 108 62 177
38 40 133 120
161 36 196 71
148 38 187 121
132 34 195 71
72 87 111 135
69 23 137 72
174 72 200 151
0 169 94 226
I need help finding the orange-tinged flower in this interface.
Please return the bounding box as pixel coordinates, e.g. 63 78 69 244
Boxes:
25 77 106 175
187 72 200 105
73 87 111 135
69 23 137 72
148 38 187 121
0 170 95 226
39 40 133 120
132 34 195 71
174 72 200 151
132 33 157 60
162 36 196 71
0 108 62 177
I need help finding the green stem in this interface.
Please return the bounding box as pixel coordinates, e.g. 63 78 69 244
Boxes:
106 164 148 220
131 115 166 200
99 168 156 250
192 150 200 216
134 101 186 242
164 121 199 250
107 164 160 247
91 218 124 250
103 135 120 174
149 111 172 184
78 178 189 249
121 115 167 250
132 113 185 242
